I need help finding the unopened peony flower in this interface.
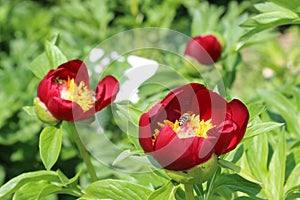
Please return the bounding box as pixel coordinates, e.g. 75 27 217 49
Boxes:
139 83 248 171
184 34 222 65
35 59 119 122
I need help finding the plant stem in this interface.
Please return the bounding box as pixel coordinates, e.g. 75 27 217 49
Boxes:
184 184 194 200
67 122 98 182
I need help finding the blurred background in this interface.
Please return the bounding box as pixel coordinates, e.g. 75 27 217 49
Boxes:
1 0 300 199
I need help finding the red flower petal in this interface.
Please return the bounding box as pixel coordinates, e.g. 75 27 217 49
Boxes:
58 60 90 86
139 113 154 153
152 125 197 170
37 60 119 122
151 125 215 171
222 99 249 153
94 75 119 111
192 89 227 125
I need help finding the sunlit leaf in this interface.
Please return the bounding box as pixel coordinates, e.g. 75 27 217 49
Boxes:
0 171 60 199
45 40 67 69
218 159 262 185
147 181 178 200
266 131 286 199
269 0 300 13
247 103 266 122
22 106 36 117
79 179 152 200
258 90 300 135
28 52 51 79
39 126 62 170
244 133 268 180
244 122 283 140
13 181 61 200
284 163 300 198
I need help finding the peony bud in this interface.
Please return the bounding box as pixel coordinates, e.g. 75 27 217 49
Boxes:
184 34 222 65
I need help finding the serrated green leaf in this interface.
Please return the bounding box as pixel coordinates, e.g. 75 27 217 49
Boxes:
244 122 283 140
147 181 178 200
28 52 51 79
0 171 60 199
45 41 67 69
79 179 152 200
39 126 62 170
218 159 262 185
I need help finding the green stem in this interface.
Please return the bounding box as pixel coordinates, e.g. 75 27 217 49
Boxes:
67 122 98 182
184 184 194 200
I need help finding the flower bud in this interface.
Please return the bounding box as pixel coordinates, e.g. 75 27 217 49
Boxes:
34 97 59 125
166 154 218 184
184 34 222 65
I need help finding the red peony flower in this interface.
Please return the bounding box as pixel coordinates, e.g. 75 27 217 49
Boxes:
184 34 222 65
139 83 248 171
36 59 119 122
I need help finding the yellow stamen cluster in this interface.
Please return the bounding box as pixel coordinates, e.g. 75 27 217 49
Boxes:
152 113 214 145
59 77 94 112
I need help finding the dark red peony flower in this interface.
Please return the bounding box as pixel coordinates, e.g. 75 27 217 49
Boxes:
139 83 248 171
36 59 119 122
184 34 222 65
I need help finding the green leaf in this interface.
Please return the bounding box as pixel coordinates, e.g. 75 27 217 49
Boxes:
269 0 300 13
244 133 268 180
258 90 300 135
113 103 142 150
244 122 283 140
79 179 152 200
254 2 291 13
22 106 36 117
0 171 61 199
45 40 67 69
115 103 143 126
28 52 51 79
39 126 62 170
284 163 300 198
213 173 262 197
266 131 286 200
0 165 5 185
147 181 178 200
247 103 266 122
13 181 60 200
218 159 262 185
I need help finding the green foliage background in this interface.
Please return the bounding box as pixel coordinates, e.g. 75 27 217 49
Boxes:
1 0 300 199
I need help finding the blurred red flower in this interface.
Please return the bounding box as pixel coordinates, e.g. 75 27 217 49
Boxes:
139 83 248 171
184 34 222 65
37 59 119 122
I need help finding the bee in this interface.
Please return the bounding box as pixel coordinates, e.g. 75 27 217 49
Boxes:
178 112 192 126
53 77 64 85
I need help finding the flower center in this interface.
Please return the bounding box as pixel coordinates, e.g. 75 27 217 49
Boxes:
153 112 215 144
55 77 94 112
